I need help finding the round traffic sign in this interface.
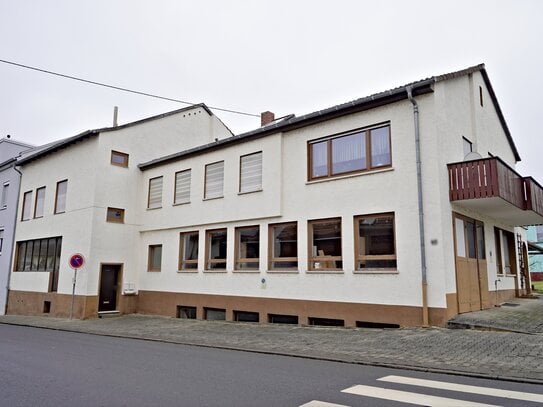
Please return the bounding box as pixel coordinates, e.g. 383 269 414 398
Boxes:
69 253 85 269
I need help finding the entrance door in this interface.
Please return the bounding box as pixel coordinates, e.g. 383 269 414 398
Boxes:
99 264 120 312
454 215 489 313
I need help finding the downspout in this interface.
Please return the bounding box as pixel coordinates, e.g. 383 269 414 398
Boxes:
406 86 429 326
4 164 22 315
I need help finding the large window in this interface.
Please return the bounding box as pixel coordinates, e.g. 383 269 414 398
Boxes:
309 124 391 180
308 218 342 270
55 180 67 214
174 169 191 205
206 229 227 270
21 191 32 220
111 150 129 167
179 231 199 270
239 152 262 193
15 237 62 272
34 187 46 218
147 176 163 209
148 244 162 272
268 222 298 270
204 161 224 199
235 226 259 270
355 213 397 270
1 182 8 208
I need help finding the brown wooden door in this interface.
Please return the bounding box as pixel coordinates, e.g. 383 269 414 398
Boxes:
99 265 120 312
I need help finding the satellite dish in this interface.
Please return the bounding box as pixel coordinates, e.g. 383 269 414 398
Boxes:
464 151 482 161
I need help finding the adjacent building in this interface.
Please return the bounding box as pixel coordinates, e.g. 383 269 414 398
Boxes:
528 225 543 281
6 65 543 326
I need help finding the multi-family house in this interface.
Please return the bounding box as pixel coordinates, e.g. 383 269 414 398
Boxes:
6 64 543 326
7 105 232 318
0 137 34 315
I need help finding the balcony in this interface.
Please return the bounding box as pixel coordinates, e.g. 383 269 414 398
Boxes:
448 157 543 226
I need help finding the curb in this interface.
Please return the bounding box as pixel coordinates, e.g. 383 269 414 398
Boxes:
2 320 543 386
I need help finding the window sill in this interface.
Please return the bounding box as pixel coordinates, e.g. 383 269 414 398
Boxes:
306 270 344 274
353 270 399 275
267 269 299 274
173 201 190 207
203 269 227 273
306 167 394 185
203 196 224 201
497 273 517 277
177 270 199 273
233 270 260 273
146 206 162 211
147 270 161 273
238 189 263 196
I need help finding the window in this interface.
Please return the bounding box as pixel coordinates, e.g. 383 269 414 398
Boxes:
204 161 224 199
1 182 8 208
479 86 483 107
21 191 32 220
147 176 163 209
355 213 397 270
174 169 191 204
15 237 62 272
235 226 259 270
0 229 3 254
463 137 473 158
308 218 342 270
177 306 196 319
148 245 162 272
206 229 227 270
106 207 125 223
55 180 67 214
34 187 45 218
111 150 129 167
309 124 391 180
536 225 543 243
239 152 262 193
179 231 199 270
269 222 298 270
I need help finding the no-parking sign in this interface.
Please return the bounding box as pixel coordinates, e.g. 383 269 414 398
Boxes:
69 253 85 269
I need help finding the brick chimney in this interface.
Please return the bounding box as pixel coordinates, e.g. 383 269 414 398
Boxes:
261 111 275 126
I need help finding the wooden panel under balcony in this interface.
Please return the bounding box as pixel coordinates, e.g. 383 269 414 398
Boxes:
447 157 543 226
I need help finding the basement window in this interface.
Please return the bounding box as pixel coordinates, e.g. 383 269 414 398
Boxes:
268 314 298 324
204 307 226 321
356 321 399 329
233 310 259 322
43 301 51 314
308 317 345 327
177 306 196 319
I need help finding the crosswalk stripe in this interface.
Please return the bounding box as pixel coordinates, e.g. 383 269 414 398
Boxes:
379 375 543 403
298 401 349 407
342 385 500 407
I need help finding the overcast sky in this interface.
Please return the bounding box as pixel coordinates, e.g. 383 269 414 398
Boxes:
1 1 542 181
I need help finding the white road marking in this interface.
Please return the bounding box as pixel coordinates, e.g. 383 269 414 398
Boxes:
379 375 543 403
342 384 500 406
299 401 350 407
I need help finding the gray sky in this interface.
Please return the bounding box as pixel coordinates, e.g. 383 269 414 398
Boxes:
1 0 542 181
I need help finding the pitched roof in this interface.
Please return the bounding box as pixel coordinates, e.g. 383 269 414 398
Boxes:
17 103 214 166
140 64 520 170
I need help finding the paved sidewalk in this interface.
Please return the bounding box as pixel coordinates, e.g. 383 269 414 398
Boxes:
1 310 543 384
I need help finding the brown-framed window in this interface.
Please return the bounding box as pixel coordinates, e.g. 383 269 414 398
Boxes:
204 161 224 199
111 150 129 167
205 228 227 270
308 218 342 270
148 244 162 272
174 169 191 205
235 226 259 270
54 180 67 214
106 207 125 223
147 176 163 209
34 187 46 218
355 213 397 270
179 231 199 270
308 124 391 180
268 222 298 270
21 190 32 220
494 227 515 275
239 152 262 193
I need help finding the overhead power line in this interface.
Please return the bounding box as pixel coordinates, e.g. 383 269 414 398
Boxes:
0 58 260 118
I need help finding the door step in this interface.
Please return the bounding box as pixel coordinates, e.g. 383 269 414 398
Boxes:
98 311 121 318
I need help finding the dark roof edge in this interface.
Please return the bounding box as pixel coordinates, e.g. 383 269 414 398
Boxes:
139 79 435 170
16 103 212 166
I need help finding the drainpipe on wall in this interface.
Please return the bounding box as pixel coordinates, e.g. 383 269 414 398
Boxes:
4 164 22 315
406 86 429 327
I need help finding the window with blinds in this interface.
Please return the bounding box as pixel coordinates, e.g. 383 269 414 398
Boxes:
239 152 262 193
174 169 191 204
147 176 163 209
204 161 224 199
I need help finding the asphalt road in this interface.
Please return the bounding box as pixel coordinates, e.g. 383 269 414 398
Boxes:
1 324 542 407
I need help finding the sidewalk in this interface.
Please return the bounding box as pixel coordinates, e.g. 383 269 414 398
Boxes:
1 297 543 385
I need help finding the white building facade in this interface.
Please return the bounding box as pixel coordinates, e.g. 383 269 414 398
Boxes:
7 66 543 326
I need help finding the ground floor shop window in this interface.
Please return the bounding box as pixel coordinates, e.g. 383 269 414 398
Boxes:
355 213 396 270
206 229 227 270
235 226 260 270
308 218 342 270
269 222 298 270
179 231 199 270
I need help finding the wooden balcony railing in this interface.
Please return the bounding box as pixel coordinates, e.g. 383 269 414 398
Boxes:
448 157 543 219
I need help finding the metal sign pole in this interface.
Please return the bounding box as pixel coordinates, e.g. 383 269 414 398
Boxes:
69 267 77 320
